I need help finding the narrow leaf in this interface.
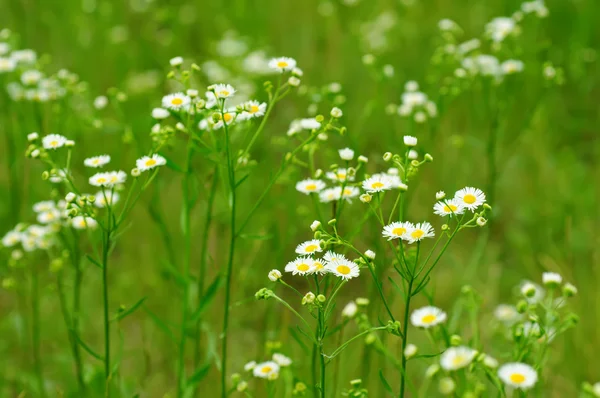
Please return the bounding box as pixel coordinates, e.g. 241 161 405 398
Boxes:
72 329 103 361
187 363 211 385
378 369 395 396
190 274 222 322
86 255 102 269
112 297 147 322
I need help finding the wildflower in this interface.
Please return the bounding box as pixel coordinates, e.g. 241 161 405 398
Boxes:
268 269 282 282
494 304 520 324
152 108 170 119
303 292 316 304
33 201 56 213
542 272 562 287
42 134 68 150
295 240 322 255
425 364 440 379
498 363 538 390
362 174 393 193
359 194 372 203
501 59 524 75
71 216 98 230
244 361 257 371
0 57 16 73
162 92 191 111
296 179 326 195
21 70 42 86
433 199 465 217
403 135 418 147
436 191 446 200
404 344 418 359
338 147 354 161
169 56 183 66
65 192 76 203
323 251 348 264
211 83 236 99
365 250 376 260
326 168 353 183
253 361 280 379
408 149 418 160
37 209 61 224
405 222 435 244
27 132 39 141
272 353 292 367
310 220 321 231
382 222 413 241
241 100 267 119
563 283 577 297
319 187 341 203
440 346 477 371
84 155 111 168
454 187 486 211
342 301 358 318
485 17 517 43
477 217 487 226
438 377 456 395
89 171 126 187
2 230 21 247
330 107 343 118
311 258 328 275
410 306 447 328
521 282 537 298
326 257 360 280
358 155 368 163
93 96 108 110
288 76 301 87
268 57 297 72
482 354 499 368
285 257 314 276
94 191 120 208
136 154 167 172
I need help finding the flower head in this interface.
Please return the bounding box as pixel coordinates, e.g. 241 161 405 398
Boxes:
71 216 98 230
94 191 120 208
253 361 280 379
433 199 465 217
241 100 267 119
326 257 360 280
268 57 297 72
339 148 354 161
454 187 486 211
498 363 538 389
89 171 127 187
405 222 435 244
411 306 447 328
382 222 413 241
162 93 191 111
84 155 111 168
295 239 322 255
211 83 236 99
42 134 68 150
285 257 314 276
440 346 477 371
296 179 326 195
272 353 292 367
136 154 167 172
362 174 394 193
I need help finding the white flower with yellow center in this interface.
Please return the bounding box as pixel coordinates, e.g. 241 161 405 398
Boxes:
296 179 326 195
342 186 360 202
311 259 328 275
326 257 360 280
362 174 394 193
241 100 267 119
37 209 61 224
498 363 538 389
323 251 348 264
319 187 341 203
84 155 111 168
454 187 486 211
342 301 358 318
268 57 297 72
285 257 314 276
382 221 413 241
161 92 191 111
410 306 447 328
501 59 524 75
33 201 56 213
0 57 16 73
326 168 354 183
295 239 322 255
71 216 98 230
494 304 521 324
89 171 126 187
136 154 167 172
94 191 120 208
440 346 477 371
253 361 280 379
405 222 435 244
42 134 68 150
272 353 292 367
211 83 236 99
433 199 465 217
2 230 22 247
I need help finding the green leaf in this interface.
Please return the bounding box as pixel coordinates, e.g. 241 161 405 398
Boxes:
72 329 103 361
289 326 310 354
235 174 250 188
144 305 177 344
187 363 211 385
412 277 430 296
162 154 185 173
86 255 102 269
190 274 222 323
112 297 147 322
378 369 395 396
412 350 445 360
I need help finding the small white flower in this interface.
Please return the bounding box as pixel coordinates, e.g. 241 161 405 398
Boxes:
521 281 538 298
485 17 517 43
211 83 236 99
94 191 120 208
84 155 111 168
136 154 167 172
295 239 322 255
268 57 297 72
0 56 16 73
410 306 447 328
37 209 61 224
285 257 314 276
21 70 42 86
364 250 376 260
438 377 456 395
482 354 499 368
162 92 191 111
288 76 301 87
268 269 282 282
169 56 184 66
296 179 326 195
71 216 98 230
2 230 22 247
33 201 56 213
440 346 477 371
405 222 435 244
405 80 419 92
382 222 413 241
27 132 39 141
326 168 354 183
477 217 487 226
42 134 68 150
404 344 418 359
501 59 524 75
338 147 354 161
152 108 170 119
241 100 267 119
272 353 292 367
494 304 521 324
310 258 328 275
253 361 280 379
433 199 465 217
310 220 321 231
326 257 360 280
319 187 341 203
454 187 486 211
436 191 445 200
323 251 348 264
542 272 562 287
93 96 108 110
89 171 127 187
408 149 418 160
498 363 538 390
362 175 393 193
330 107 343 118
342 301 358 318
403 135 418 147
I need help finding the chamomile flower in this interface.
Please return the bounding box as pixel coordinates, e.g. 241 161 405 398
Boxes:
323 251 348 264
410 306 447 328
33 201 56 213
433 199 465 217
295 239 322 255
71 216 98 230
162 92 191 111
382 222 413 241
94 191 120 208
211 83 236 99
319 187 341 203
285 257 314 276
37 209 61 224
241 100 267 119
501 59 524 75
0 57 16 73
272 353 292 367
212 111 237 129
342 186 360 202
485 17 517 43
325 168 354 183
405 222 435 244
440 346 477 371
253 361 280 379
362 174 394 193
338 148 354 161
268 57 297 72
296 179 326 195
2 230 21 247
311 258 328 275
42 134 68 150
152 108 170 119
89 171 126 187
342 301 358 318
454 187 486 211
136 154 167 172
498 363 538 390
326 258 360 280
84 155 111 168
494 304 521 324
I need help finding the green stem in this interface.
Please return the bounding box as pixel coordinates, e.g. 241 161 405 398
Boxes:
31 265 46 398
399 279 413 398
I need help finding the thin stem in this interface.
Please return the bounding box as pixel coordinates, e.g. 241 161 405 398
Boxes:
399 279 414 398
102 227 112 395
31 265 46 398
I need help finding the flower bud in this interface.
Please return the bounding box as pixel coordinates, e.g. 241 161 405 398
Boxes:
27 132 39 141
360 194 372 203
563 282 577 297
403 135 417 147
436 191 445 200
450 335 462 346
170 56 184 67
317 294 326 303
302 292 316 305
131 168 141 177
439 377 456 395
383 152 392 161
310 220 321 231
404 344 418 359
31 149 40 158
365 250 376 260
288 76 301 87
477 217 487 226
65 192 76 203
330 107 343 118
424 153 433 162
425 364 440 379
355 297 370 306
521 282 537 298
542 272 562 288
358 155 368 163
268 270 282 282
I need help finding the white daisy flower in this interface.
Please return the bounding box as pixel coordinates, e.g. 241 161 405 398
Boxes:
84 155 111 168
319 187 341 203
272 353 292 367
42 134 68 150
71 216 98 230
494 304 521 324
440 346 477 371
152 108 170 119
241 100 267 119
2 230 22 247
405 222 435 244
433 199 465 217
325 168 354 183
253 361 280 379
212 111 238 129
285 257 314 276
169 56 184 66
410 306 447 328
94 191 120 208
268 57 297 72
542 272 562 287
342 301 358 318
323 251 348 264
454 187 486 211
37 209 61 224
342 186 360 202
362 174 394 193
382 222 413 241
0 57 16 73
403 136 418 147
339 148 354 161
498 363 538 389
21 70 43 86
89 171 126 187
268 269 282 282
211 83 236 99
326 257 360 280
311 258 328 275
244 361 257 371
296 179 326 195
161 92 191 111
33 201 56 213
136 154 167 172
93 96 108 110
295 239 322 255
485 17 517 43
501 59 524 75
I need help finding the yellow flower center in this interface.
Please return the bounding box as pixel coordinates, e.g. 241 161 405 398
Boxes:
314 262 324 270
443 204 458 213
220 90 230 97
337 265 351 275
463 194 476 204
510 373 525 384
223 113 233 122
97 177 107 184
392 227 406 236
305 184 317 191
305 244 318 252
337 172 346 180
261 366 272 374
171 98 183 105
250 105 259 113
452 356 465 366
297 263 310 272
93 159 100 164
422 314 436 324
372 182 384 189
411 229 424 239
50 140 58 146
277 61 288 68
343 188 352 195
145 159 157 167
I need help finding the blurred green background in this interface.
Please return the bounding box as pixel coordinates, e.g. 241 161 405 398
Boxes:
0 0 599 396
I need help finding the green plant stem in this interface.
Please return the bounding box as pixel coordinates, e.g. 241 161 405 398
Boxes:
102 227 112 395
31 265 46 398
